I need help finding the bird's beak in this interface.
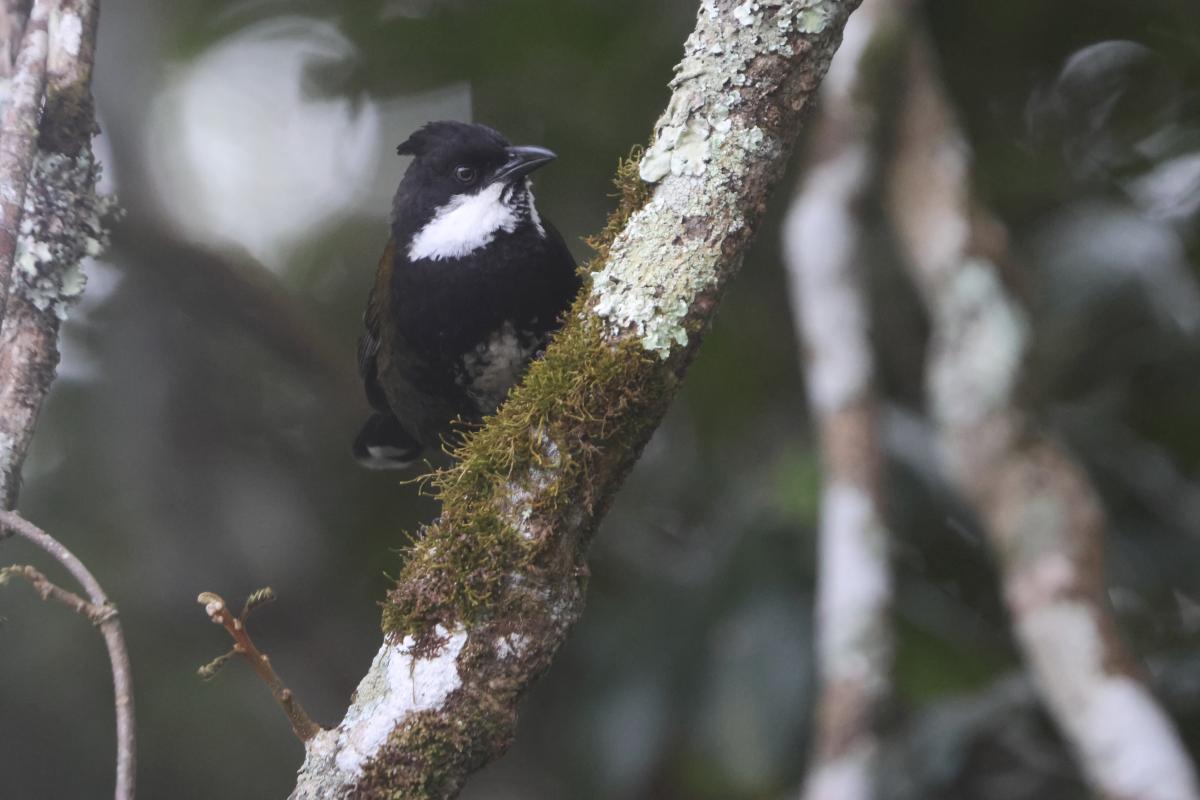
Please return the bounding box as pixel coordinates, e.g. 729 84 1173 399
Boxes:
493 145 557 184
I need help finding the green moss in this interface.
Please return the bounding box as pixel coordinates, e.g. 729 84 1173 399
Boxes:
381 150 663 645
352 700 511 799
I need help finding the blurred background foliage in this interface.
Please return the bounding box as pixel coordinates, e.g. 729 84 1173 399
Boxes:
1 0 1199 797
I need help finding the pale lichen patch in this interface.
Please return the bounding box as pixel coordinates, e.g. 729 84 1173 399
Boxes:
733 1 759 26
13 149 117 320
818 483 890 689
293 625 469 796
784 142 874 413
55 11 84 58
592 114 776 357
797 5 832 33
334 625 468 774
494 634 530 660
605 1 843 358
929 257 1028 428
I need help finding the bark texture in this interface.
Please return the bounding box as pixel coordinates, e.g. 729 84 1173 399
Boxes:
782 2 901 797
887 30 1199 800
0 0 47 326
0 0 109 507
290 1 863 797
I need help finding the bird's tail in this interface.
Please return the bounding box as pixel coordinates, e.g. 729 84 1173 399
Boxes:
353 413 422 470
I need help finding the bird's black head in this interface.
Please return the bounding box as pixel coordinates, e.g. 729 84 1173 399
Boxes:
391 121 556 261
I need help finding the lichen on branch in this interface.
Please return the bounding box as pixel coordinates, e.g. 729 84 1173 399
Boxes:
291 2 863 797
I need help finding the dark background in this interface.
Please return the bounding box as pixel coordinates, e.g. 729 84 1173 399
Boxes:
2 0 1199 797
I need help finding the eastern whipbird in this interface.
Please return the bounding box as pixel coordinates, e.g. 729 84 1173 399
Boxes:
354 121 580 469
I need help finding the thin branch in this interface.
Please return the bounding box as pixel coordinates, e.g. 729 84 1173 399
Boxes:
886 28 1199 800
1 563 115 621
783 1 900 797
0 509 136 800
197 588 322 743
0 0 48 328
291 2 864 796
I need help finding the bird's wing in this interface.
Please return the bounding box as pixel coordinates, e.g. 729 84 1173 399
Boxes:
359 237 395 413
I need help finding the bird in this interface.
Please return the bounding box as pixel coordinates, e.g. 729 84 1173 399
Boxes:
353 121 580 469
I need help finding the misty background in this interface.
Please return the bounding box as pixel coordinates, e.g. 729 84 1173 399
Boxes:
2 0 1199 797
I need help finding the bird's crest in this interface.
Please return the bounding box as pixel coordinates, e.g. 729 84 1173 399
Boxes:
396 121 508 158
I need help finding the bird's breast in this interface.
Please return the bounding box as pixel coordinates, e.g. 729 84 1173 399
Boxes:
455 321 545 416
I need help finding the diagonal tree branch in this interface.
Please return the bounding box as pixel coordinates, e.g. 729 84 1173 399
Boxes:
290 1 863 797
886 27 1199 800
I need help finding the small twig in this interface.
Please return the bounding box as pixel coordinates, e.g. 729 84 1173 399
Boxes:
0 0 49 328
0 509 136 800
197 588 322 742
1 563 115 622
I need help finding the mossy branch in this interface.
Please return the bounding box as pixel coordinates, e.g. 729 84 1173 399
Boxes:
292 2 864 797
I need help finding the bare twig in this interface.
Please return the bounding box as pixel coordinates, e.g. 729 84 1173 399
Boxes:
1 563 115 621
0 509 136 800
197 588 322 742
886 28 1199 800
782 2 902 797
0 0 48 327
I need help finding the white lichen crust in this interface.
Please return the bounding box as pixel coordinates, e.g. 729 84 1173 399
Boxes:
784 142 873 413
13 148 114 320
291 626 469 799
590 0 849 359
817 483 889 691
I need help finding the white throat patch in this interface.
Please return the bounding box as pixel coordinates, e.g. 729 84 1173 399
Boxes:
409 183 517 262
407 181 546 262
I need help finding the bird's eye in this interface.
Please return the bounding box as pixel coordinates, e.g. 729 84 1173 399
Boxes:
454 165 477 184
